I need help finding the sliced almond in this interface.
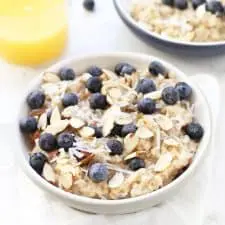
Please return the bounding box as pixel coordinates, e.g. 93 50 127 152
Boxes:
103 117 114 137
81 73 92 82
115 112 133 125
79 126 95 138
50 107 61 124
136 127 154 139
124 133 139 152
154 152 173 172
42 72 60 83
62 106 76 118
108 172 125 188
58 172 73 189
164 138 179 147
144 90 162 100
154 115 173 131
70 117 85 129
38 113 47 130
42 163 56 183
102 69 118 80
124 152 137 161
76 154 95 167
108 88 122 99
45 120 69 135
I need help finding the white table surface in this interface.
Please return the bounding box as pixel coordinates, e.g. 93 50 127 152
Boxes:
0 0 224 224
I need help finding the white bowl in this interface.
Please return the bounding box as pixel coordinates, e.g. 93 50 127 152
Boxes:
15 52 212 214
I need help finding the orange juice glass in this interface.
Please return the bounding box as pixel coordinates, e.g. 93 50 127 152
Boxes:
0 0 68 66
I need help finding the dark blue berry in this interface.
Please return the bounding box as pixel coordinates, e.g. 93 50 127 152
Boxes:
121 123 137 137
184 122 204 141
29 152 48 175
57 132 74 149
62 93 78 107
137 98 156 114
162 87 179 105
27 90 45 109
174 0 188 9
149 61 168 77
115 63 136 76
91 126 103 138
129 157 145 171
136 78 156 94
106 139 124 155
206 1 224 15
162 0 174 6
59 67 75 80
89 93 108 109
87 66 103 77
192 0 205 9
39 133 57 152
88 163 108 183
83 0 95 11
86 77 102 93
175 82 192 100
20 116 37 133
110 123 123 137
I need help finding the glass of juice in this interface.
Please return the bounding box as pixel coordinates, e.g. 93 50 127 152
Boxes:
0 0 68 66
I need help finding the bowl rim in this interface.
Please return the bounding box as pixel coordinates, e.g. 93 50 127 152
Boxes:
15 52 212 206
113 0 225 47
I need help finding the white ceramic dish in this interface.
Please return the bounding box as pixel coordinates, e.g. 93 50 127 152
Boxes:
15 52 211 214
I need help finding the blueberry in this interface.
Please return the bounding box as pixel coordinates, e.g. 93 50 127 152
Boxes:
57 132 74 149
114 63 136 76
89 93 108 109
59 67 75 80
162 0 174 6
175 82 192 100
88 163 108 183
149 61 168 77
110 123 123 137
121 123 137 137
39 133 57 152
27 90 45 109
129 157 145 171
86 77 102 93
29 152 48 175
206 1 224 15
174 0 188 9
106 139 124 155
162 87 179 105
87 66 103 77
91 126 103 138
20 116 37 133
136 78 156 94
137 98 156 114
62 93 78 107
192 0 205 9
184 122 204 141
83 0 95 11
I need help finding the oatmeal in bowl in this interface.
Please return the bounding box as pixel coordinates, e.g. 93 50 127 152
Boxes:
16 53 211 213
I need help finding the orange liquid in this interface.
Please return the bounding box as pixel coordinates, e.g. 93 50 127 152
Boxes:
0 0 68 65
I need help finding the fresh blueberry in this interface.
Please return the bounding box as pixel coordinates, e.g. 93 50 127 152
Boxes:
57 132 74 149
87 66 103 77
88 163 108 183
29 152 48 175
89 93 108 109
46 109 52 125
114 63 136 76
192 0 205 9
121 123 137 137
58 67 76 80
162 87 179 105
136 78 156 94
106 139 124 155
27 90 45 109
162 0 174 6
206 1 224 15
91 126 103 138
110 123 123 137
174 0 188 9
184 122 204 141
149 61 168 77
129 157 145 171
83 0 95 11
137 98 156 114
62 93 78 107
39 133 57 152
86 77 102 93
20 116 37 133
175 82 192 100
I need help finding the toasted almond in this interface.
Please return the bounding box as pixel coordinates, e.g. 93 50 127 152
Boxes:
154 152 173 172
42 72 60 83
45 120 69 135
38 113 47 130
67 80 85 93
154 114 173 131
76 154 95 167
144 90 162 100
124 133 139 152
103 117 114 137
124 152 137 161
58 172 73 189
115 112 133 125
50 107 61 124
164 138 180 147
79 126 95 138
108 172 125 188
136 127 154 139
42 163 56 183
70 117 85 129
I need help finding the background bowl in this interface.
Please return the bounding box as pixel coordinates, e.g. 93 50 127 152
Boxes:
113 0 225 55
15 52 211 214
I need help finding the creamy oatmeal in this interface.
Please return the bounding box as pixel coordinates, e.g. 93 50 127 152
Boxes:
19 61 204 200
131 0 225 42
